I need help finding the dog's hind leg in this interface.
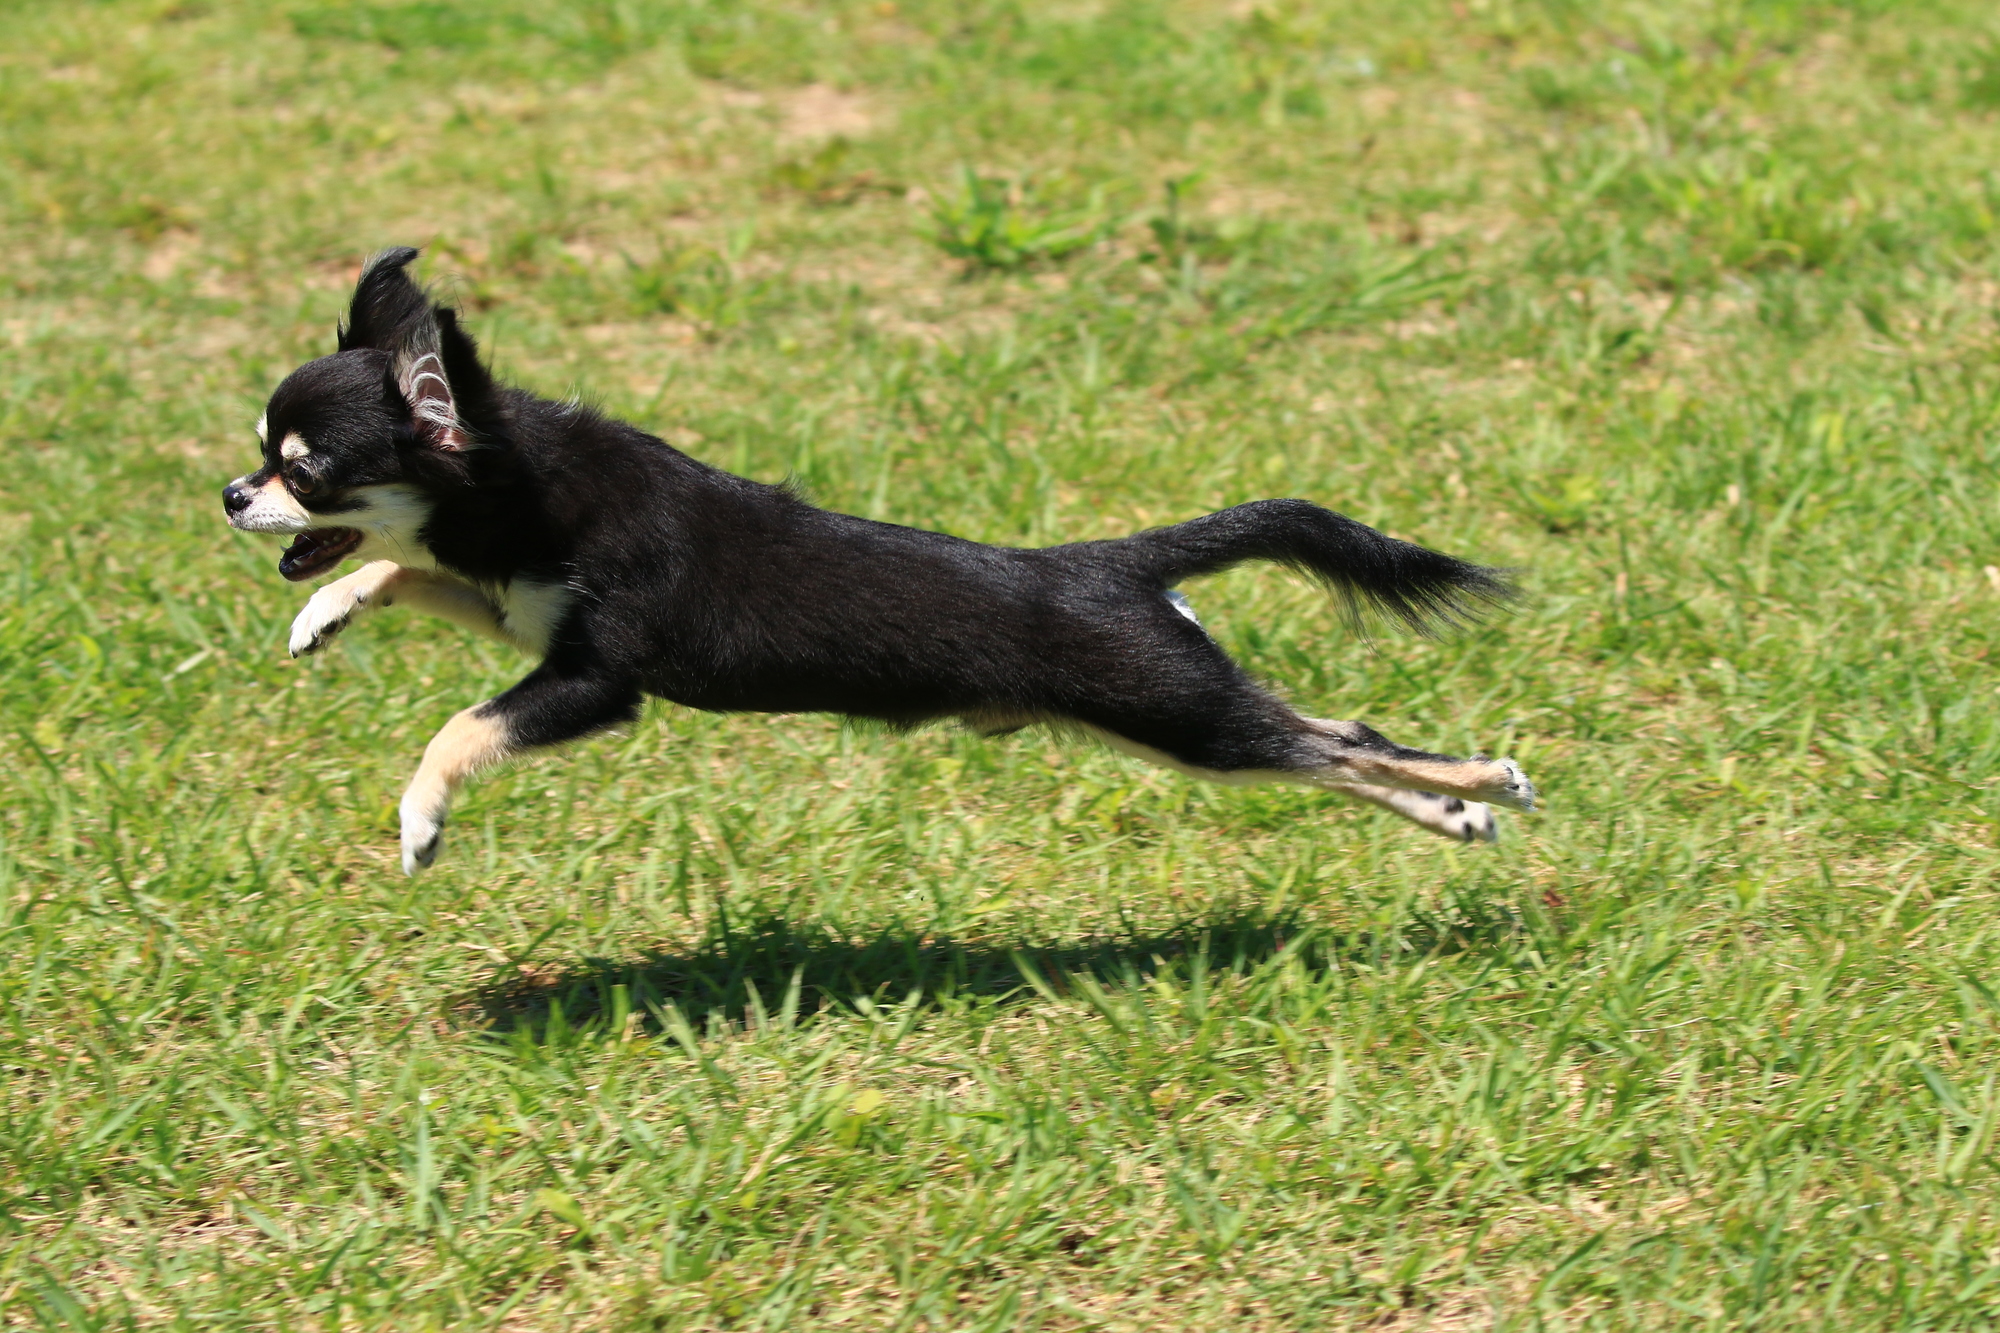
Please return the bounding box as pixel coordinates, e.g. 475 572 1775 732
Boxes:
399 661 640 874
1072 649 1534 814
1066 631 1532 836
1298 719 1535 812
1091 716 1532 824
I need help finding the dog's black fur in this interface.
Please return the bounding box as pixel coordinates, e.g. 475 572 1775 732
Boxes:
223 249 1534 872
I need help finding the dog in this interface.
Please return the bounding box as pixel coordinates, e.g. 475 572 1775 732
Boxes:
221 248 1535 874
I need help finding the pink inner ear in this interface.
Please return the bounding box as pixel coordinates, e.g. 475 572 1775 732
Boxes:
402 351 471 451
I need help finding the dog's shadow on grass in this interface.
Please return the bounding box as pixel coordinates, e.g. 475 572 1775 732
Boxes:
464 900 1529 1039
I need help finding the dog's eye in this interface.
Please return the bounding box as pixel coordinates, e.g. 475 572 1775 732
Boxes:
286 462 317 495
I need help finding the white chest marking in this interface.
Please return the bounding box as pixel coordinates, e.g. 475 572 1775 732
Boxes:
345 484 439 569
495 580 573 655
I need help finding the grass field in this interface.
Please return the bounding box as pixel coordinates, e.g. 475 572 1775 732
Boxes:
14 0 2000 1326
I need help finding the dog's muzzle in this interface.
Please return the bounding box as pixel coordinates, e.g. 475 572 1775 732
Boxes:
222 475 357 575
221 474 312 534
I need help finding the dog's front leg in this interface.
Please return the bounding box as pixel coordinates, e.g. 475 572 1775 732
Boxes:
290 560 408 657
399 661 640 874
379 573 517 648
291 563 514 657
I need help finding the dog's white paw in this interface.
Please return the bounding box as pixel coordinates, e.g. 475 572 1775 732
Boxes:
399 798 444 876
1478 759 1536 813
289 586 361 657
1446 799 1500 843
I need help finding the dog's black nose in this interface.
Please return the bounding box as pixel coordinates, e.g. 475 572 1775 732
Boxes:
222 482 252 515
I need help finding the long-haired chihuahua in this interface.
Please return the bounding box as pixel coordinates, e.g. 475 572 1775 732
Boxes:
223 249 1534 873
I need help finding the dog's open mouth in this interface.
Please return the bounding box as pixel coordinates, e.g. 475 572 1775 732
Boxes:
278 528 363 581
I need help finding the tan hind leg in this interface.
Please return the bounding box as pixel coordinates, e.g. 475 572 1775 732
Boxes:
1300 719 1536 811
1081 712 1532 845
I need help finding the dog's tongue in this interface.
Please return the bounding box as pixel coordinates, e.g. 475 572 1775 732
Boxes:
278 528 363 581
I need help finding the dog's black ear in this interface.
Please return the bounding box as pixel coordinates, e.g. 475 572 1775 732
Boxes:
338 247 428 353
342 247 494 453
431 305 499 436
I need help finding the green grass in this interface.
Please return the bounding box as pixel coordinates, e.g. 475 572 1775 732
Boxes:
13 0 2000 1326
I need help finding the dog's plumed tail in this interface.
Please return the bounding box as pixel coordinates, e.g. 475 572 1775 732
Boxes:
1124 499 1511 633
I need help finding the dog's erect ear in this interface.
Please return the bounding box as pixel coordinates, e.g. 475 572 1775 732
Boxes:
392 340 474 453
340 247 493 453
338 247 429 355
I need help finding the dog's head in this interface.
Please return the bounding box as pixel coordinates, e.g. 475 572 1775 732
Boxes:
222 247 501 580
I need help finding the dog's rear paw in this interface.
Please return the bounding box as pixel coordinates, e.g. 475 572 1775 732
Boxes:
290 589 356 657
1453 800 1500 843
1485 759 1536 812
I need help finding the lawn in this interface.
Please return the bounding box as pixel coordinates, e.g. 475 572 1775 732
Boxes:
9 0 2000 1326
